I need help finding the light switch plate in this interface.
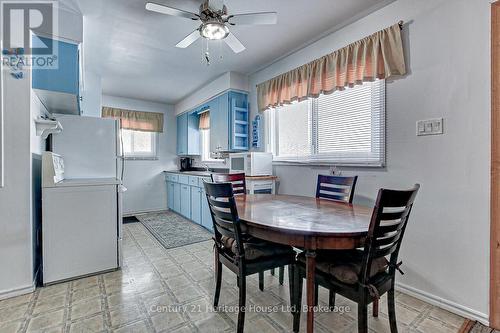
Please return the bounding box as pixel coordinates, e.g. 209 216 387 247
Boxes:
416 118 444 136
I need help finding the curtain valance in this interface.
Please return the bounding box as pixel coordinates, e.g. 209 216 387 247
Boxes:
199 111 210 130
102 107 164 133
257 23 406 112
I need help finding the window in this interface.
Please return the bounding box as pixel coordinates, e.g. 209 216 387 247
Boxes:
266 80 385 166
121 129 158 159
199 111 219 163
200 128 212 162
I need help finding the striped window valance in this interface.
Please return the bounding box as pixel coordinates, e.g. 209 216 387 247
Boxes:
257 23 406 112
199 111 210 130
102 107 164 133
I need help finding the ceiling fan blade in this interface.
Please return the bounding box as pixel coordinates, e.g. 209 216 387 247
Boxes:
227 12 277 25
224 32 245 53
176 29 201 48
145 2 199 20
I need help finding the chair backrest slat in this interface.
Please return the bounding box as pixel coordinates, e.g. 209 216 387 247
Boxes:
374 231 403 248
375 221 405 236
359 184 420 284
212 173 247 195
316 175 358 204
203 181 246 257
373 242 400 258
207 197 232 209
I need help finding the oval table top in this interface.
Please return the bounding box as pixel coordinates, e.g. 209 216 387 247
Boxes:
235 194 372 238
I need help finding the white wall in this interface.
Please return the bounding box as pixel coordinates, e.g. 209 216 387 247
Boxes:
249 0 490 323
80 70 102 117
174 71 249 115
0 67 34 298
0 2 82 299
102 95 176 215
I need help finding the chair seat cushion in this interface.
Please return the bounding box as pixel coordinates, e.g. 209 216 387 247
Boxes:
298 250 388 284
220 236 294 261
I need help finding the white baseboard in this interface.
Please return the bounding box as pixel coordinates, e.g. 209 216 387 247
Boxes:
0 284 35 301
396 282 489 326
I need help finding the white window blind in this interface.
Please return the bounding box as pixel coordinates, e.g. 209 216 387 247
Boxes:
276 99 312 158
268 80 385 166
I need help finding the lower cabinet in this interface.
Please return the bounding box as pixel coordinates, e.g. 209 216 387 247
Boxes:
173 183 181 213
190 186 202 224
166 173 213 232
201 187 213 231
166 182 174 210
180 184 191 218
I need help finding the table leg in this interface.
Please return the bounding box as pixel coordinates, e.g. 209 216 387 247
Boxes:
305 250 316 333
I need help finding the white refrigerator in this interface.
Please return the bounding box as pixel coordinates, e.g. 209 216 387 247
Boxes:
42 115 124 285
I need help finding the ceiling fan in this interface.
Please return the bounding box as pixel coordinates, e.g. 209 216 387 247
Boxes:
145 0 278 54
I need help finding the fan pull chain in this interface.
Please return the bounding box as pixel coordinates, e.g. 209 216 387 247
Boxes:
205 39 210 66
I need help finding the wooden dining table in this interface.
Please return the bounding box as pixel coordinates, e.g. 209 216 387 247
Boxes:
235 194 372 333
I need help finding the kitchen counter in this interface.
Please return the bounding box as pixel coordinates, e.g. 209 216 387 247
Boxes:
164 170 278 197
164 170 212 177
164 170 278 180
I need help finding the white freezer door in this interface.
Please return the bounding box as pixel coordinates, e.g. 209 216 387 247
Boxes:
52 115 118 179
42 184 118 284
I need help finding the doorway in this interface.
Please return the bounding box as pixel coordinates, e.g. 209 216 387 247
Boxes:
491 1 500 329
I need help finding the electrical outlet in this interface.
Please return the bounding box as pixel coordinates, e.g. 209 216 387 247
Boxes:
416 118 443 136
330 166 341 175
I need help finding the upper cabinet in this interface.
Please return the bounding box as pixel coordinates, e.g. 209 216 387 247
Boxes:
177 113 188 155
32 36 81 115
211 91 249 152
177 111 201 156
176 90 249 156
228 91 249 151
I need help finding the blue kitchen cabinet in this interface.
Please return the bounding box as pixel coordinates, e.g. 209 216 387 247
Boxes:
173 182 181 213
31 35 82 115
201 187 213 231
210 94 227 153
167 181 174 210
209 91 249 152
187 113 201 155
177 112 201 156
32 36 79 94
180 184 191 218
190 186 202 225
165 172 213 232
228 91 249 151
176 113 188 155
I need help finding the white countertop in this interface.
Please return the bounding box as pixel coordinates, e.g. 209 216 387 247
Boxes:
52 178 121 187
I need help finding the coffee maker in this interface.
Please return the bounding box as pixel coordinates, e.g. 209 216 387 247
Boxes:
179 157 193 171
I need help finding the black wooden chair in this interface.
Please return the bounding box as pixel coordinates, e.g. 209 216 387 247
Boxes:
273 175 360 301
204 181 296 333
316 174 358 203
211 173 247 195
211 173 280 291
292 184 420 333
315 175 359 311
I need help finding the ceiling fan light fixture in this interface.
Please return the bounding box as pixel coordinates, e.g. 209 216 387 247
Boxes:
200 22 229 40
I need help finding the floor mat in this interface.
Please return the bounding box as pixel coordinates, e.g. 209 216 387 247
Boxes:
136 211 212 249
460 320 500 333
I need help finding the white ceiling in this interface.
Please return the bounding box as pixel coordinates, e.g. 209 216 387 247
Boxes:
64 0 393 104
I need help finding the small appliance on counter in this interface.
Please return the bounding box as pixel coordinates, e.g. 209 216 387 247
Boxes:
229 152 273 176
180 157 194 171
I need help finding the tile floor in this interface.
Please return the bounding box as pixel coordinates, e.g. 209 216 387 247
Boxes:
0 223 466 333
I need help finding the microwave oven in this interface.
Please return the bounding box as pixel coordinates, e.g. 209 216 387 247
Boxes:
229 152 273 176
